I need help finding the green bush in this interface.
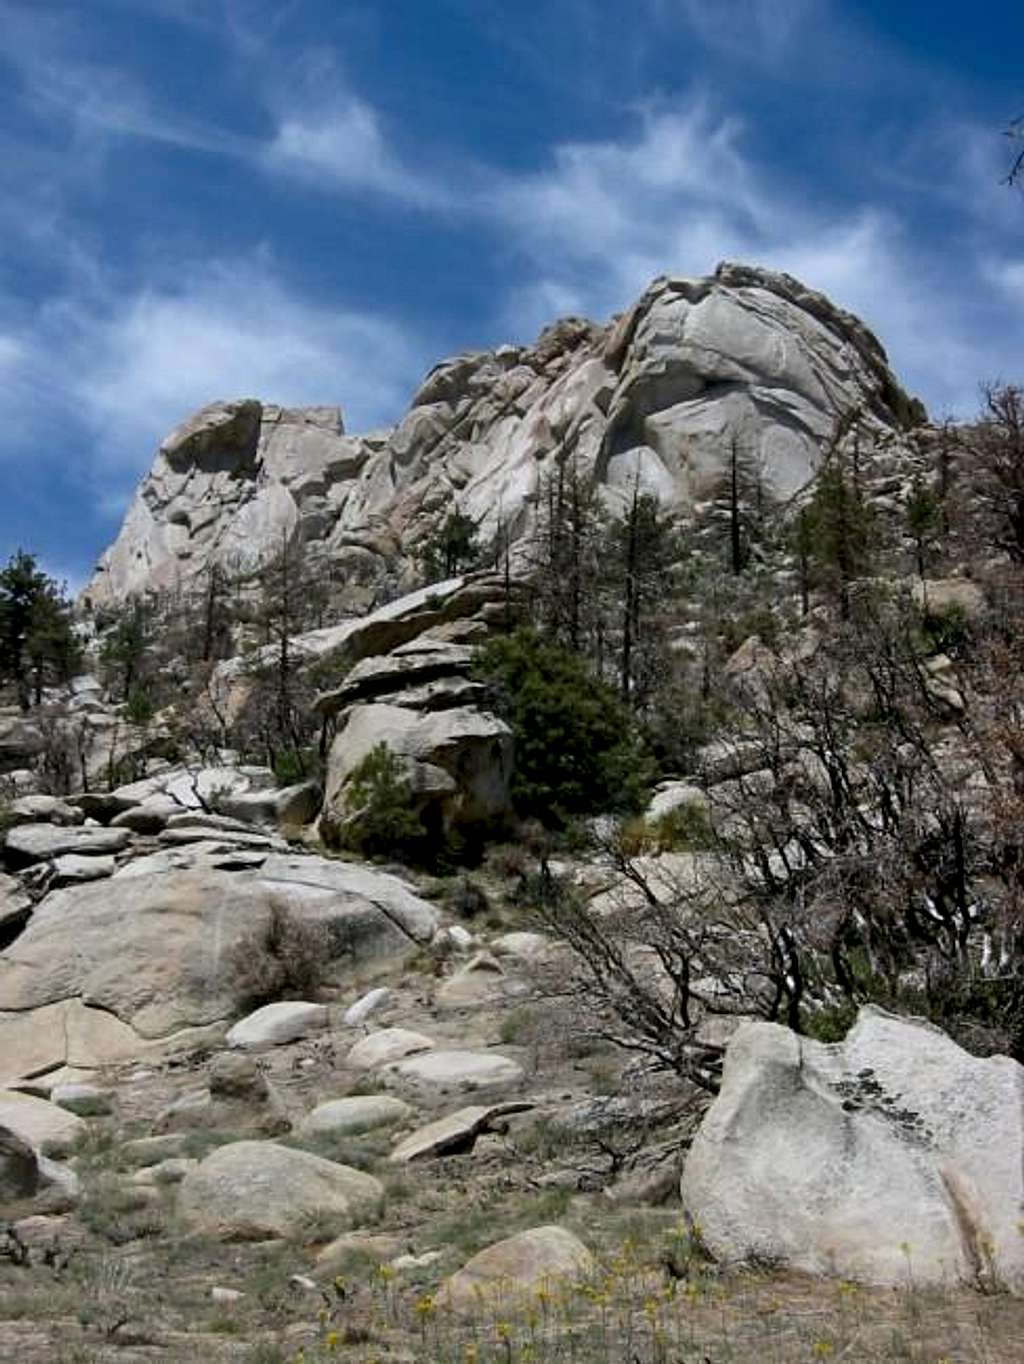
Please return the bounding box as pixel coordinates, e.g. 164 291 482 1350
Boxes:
474 629 654 825
920 601 970 656
124 684 158 727
340 742 425 860
272 745 320 787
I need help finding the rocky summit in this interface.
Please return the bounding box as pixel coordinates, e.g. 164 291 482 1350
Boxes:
84 263 920 609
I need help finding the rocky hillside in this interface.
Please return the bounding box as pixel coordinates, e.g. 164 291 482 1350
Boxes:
84 262 922 608
10 262 1024 1362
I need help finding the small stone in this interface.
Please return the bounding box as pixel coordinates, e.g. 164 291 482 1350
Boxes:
315 1232 403 1273
210 1286 245 1304
49 854 116 887
382 1050 524 1095
442 1227 594 1313
51 1083 112 1117
299 1095 412 1138
343 987 390 1026
178 1140 384 1242
491 932 550 961
389 1102 531 1163
347 1028 435 1071
208 1053 269 1103
7 795 84 827
227 1001 329 1050
131 1157 197 1186
391 1250 443 1271
122 1133 190 1167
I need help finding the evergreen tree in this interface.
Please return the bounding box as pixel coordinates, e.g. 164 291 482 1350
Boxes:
0 551 80 710
530 456 607 661
605 479 680 705
236 532 318 779
804 449 878 618
792 506 815 618
419 510 481 583
905 475 943 580
99 599 154 704
474 628 653 823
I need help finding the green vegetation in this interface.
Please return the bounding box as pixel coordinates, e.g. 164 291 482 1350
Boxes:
340 741 426 860
419 508 482 582
475 628 653 825
0 549 80 709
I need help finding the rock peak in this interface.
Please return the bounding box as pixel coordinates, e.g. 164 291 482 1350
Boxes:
84 265 922 609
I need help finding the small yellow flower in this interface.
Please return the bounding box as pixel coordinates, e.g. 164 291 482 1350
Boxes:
494 1319 511 1341
812 1342 834 1359
324 1331 339 1352
414 1294 436 1319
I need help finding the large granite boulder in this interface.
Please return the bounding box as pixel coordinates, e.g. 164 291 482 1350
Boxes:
681 1006 1024 1292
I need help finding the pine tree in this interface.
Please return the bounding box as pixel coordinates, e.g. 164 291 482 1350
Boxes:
530 456 607 660
905 475 943 580
804 450 878 619
0 551 80 710
606 478 680 705
99 599 154 704
419 510 481 583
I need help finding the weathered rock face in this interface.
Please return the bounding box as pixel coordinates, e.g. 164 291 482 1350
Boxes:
84 264 920 608
681 1007 1024 1293
0 853 439 1081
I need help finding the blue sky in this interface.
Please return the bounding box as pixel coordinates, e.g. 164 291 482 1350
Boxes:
1 0 1022 589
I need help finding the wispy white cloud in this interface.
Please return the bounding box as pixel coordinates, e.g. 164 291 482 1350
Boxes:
265 96 447 206
480 97 1023 419
0 336 25 370
0 251 430 509
2 7 448 210
666 0 825 68
261 46 451 208
70 258 427 470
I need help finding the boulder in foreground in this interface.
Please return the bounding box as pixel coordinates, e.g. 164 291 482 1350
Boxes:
681 1006 1024 1292
442 1226 594 1314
